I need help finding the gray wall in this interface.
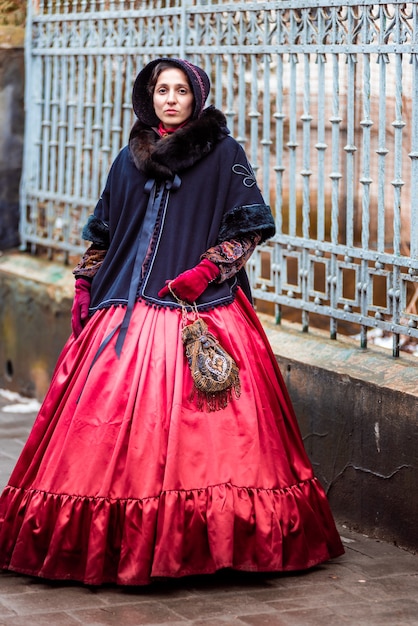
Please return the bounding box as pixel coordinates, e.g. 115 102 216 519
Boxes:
0 253 73 398
263 319 418 554
0 47 24 250
281 350 417 554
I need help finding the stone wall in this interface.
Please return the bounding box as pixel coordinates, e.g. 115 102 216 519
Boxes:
0 253 73 398
262 314 418 554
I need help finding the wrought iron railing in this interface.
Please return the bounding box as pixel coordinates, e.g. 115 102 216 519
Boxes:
20 1 418 355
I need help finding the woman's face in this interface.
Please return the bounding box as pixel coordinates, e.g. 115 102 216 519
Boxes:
152 67 194 129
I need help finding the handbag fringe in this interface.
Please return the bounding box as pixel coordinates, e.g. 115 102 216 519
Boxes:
190 384 241 413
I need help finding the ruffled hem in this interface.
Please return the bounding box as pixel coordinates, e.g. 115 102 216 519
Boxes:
0 477 343 586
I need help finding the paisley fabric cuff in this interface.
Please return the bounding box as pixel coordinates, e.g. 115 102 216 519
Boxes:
73 245 107 278
202 234 261 283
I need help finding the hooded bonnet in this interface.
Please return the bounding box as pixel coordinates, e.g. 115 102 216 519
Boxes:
132 58 211 127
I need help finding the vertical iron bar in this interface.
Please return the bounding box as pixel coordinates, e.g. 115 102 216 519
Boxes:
329 9 342 340
262 53 271 203
376 53 388 254
344 6 357 249
274 52 284 236
409 51 418 259
359 7 373 349
82 55 94 201
391 5 406 356
300 9 312 332
315 46 326 243
249 54 260 176
236 53 246 149
288 50 298 237
101 55 113 189
92 52 104 200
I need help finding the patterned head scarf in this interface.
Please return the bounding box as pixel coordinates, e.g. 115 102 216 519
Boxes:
132 57 210 126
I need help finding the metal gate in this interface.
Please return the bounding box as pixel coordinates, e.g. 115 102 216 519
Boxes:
20 0 418 355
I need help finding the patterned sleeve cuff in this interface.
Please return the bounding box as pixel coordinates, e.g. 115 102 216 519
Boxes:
73 245 107 278
202 232 261 283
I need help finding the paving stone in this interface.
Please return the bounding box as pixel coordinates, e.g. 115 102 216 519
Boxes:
332 597 418 621
333 577 416 603
241 606 354 626
369 574 418 603
96 582 199 605
227 614 289 626
340 531 409 559
259 564 344 589
371 599 418 625
251 585 357 611
190 618 248 626
0 440 27 462
0 587 108 615
0 573 38 595
68 602 188 625
162 593 277 621
0 603 16 619
0 611 80 625
356 559 418 578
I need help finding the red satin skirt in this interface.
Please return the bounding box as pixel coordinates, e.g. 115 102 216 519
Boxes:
0 290 344 585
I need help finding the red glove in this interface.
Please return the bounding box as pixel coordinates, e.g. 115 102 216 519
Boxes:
158 259 220 303
71 278 91 337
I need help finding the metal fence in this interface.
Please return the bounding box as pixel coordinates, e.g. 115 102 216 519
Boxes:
20 0 418 355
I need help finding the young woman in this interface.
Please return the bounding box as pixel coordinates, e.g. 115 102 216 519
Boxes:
0 58 344 585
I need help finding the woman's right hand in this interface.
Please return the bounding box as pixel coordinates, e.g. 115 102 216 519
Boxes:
158 259 220 303
71 278 91 337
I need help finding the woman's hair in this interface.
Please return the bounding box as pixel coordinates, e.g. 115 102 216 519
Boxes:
146 60 193 97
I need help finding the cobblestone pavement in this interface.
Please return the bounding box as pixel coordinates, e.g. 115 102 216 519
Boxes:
0 390 416 626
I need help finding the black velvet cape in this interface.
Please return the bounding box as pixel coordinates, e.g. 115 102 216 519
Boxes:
83 106 275 312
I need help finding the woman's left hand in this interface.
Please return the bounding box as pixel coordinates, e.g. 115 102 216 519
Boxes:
71 278 91 337
158 259 219 303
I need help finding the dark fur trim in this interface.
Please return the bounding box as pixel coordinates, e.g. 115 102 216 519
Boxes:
128 106 229 180
218 204 276 244
82 215 110 247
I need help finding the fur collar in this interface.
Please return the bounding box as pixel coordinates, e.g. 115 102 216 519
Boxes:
128 105 229 180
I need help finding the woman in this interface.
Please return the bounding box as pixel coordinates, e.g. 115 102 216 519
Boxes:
0 58 344 585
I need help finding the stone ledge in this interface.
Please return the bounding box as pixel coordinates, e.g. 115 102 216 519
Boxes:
0 26 24 48
258 313 418 397
0 250 74 299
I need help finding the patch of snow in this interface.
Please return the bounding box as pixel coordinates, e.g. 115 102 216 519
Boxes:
0 389 41 413
352 328 418 357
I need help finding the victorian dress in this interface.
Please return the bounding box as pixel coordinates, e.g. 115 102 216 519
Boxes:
0 106 344 585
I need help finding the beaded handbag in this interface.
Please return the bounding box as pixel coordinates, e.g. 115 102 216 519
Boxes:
170 288 241 412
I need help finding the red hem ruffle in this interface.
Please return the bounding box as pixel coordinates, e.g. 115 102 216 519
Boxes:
0 477 343 586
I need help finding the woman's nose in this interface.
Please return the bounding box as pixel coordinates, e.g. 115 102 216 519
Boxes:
166 89 177 103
